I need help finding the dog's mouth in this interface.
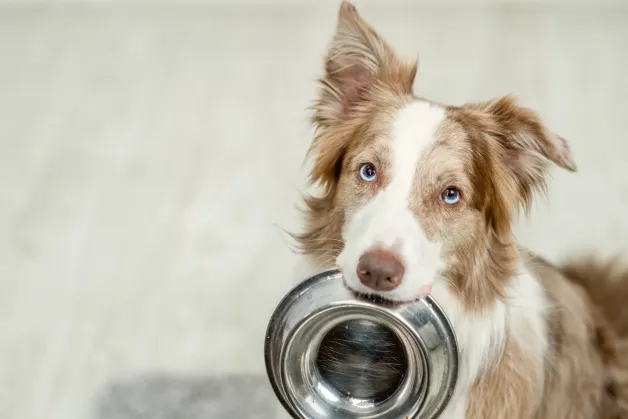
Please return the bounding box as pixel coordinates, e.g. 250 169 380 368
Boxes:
342 279 432 306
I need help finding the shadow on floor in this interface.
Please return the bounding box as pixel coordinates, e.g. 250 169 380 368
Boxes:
94 374 290 419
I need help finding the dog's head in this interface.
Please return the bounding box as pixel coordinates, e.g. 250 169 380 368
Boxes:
298 1 576 309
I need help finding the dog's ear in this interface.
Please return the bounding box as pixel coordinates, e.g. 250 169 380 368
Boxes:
313 1 417 128
309 1 416 189
477 95 577 211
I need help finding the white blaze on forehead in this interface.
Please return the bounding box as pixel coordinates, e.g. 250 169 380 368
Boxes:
337 99 448 302
389 100 446 198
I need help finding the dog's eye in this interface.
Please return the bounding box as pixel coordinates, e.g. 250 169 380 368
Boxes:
440 188 460 205
359 163 377 182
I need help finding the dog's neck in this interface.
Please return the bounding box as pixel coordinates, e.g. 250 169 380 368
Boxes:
442 228 521 313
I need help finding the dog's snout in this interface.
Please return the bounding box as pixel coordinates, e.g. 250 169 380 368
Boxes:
356 249 405 292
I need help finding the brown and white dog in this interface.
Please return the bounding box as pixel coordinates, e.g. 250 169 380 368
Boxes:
295 2 628 418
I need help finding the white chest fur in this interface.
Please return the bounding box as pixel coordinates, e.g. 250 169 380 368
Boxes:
433 267 548 419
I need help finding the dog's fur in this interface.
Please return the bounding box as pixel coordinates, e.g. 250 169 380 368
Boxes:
294 2 628 418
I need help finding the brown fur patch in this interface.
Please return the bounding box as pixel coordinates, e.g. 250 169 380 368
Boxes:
433 107 522 311
527 252 628 418
467 334 544 418
560 256 628 418
560 256 628 337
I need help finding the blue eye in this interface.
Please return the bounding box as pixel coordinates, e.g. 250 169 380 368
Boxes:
359 163 377 182
441 188 460 205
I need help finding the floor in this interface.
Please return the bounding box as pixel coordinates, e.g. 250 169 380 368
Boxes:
0 1 627 419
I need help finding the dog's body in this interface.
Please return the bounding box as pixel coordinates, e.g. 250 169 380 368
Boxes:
294 2 628 418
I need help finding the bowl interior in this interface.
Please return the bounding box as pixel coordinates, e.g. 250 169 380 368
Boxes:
281 305 427 418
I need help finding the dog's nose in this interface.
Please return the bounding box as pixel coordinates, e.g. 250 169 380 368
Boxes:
356 249 405 292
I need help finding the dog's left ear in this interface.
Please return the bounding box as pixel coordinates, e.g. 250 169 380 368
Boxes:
476 95 577 209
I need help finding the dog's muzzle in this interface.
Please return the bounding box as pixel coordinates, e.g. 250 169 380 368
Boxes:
264 268 459 419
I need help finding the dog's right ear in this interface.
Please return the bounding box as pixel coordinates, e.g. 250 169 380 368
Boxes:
313 1 416 128
309 1 416 188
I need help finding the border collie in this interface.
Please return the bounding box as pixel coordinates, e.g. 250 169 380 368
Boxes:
295 2 628 417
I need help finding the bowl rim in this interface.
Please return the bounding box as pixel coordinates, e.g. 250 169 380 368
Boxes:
264 268 459 419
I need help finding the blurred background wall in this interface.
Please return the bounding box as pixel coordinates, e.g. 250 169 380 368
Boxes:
1 1 627 418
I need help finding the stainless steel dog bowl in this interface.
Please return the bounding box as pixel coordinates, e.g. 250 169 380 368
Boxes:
264 268 458 419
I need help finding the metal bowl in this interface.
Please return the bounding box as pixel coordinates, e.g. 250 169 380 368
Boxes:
264 268 458 419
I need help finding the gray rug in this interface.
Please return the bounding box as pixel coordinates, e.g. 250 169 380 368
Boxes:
95 374 290 419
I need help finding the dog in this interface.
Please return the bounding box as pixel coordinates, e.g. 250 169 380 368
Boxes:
294 2 628 418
